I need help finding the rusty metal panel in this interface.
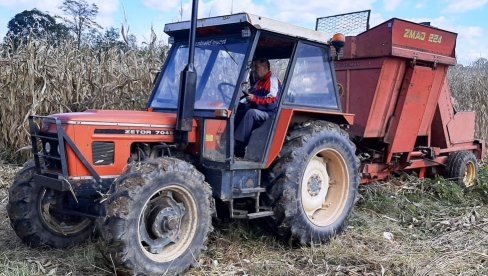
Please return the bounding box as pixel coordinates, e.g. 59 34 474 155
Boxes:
334 58 383 137
431 79 456 149
430 106 449 149
341 36 357 59
335 57 408 138
390 47 456 65
447 112 476 144
355 22 393 58
418 66 448 135
384 65 436 159
364 58 406 137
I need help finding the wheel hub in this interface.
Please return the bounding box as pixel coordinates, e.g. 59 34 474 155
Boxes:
307 174 323 197
150 207 180 238
140 192 186 254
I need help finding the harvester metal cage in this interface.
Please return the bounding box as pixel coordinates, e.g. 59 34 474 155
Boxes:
316 10 371 37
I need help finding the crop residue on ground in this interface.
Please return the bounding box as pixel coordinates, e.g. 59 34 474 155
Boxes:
1 165 488 275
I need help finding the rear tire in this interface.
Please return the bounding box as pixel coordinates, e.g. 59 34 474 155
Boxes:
445 151 478 188
99 157 213 275
7 162 94 248
265 121 359 245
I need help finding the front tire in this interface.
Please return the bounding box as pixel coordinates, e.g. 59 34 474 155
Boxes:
7 162 94 248
265 121 359 245
99 157 213 275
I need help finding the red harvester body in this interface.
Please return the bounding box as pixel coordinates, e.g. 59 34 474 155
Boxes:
334 18 485 183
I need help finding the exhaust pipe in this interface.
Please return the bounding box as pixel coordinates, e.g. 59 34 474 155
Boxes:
176 0 199 147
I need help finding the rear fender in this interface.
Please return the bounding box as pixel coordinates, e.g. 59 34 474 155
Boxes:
265 108 354 168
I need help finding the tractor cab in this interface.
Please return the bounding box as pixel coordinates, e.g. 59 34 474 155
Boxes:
150 13 348 167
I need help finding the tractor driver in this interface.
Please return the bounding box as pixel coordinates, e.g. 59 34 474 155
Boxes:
234 58 281 157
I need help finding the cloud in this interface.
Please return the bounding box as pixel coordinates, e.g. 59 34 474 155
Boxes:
383 0 402 11
203 0 267 17
91 0 120 28
0 15 6 38
262 0 377 29
176 0 267 20
443 0 488 13
95 0 119 14
142 0 180 12
173 0 376 29
453 25 488 63
0 0 61 14
369 12 385 27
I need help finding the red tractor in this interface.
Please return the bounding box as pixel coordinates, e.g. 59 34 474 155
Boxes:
7 8 484 275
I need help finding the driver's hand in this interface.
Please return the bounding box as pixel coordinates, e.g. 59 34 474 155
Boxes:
246 94 255 101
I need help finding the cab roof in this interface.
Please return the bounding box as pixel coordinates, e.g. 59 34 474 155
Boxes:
164 13 330 45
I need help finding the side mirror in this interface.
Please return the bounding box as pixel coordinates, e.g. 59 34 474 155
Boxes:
330 33 346 60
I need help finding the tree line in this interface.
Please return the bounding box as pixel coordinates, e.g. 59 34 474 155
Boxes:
3 0 137 50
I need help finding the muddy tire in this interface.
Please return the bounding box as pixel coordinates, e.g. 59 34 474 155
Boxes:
7 162 94 248
265 121 359 245
99 157 213 275
446 151 478 188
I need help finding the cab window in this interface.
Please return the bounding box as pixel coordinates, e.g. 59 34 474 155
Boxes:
285 42 339 109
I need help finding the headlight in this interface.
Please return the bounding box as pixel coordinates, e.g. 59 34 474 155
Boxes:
45 142 51 154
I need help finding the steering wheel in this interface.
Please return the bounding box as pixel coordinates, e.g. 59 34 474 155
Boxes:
217 82 236 103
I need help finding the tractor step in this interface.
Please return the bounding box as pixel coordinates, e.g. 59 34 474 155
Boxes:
232 209 274 219
232 209 248 219
247 211 274 219
233 187 266 194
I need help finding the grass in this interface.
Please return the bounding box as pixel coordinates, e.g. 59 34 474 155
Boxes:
1 165 488 275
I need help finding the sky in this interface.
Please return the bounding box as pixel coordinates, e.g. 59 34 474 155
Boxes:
0 0 487 64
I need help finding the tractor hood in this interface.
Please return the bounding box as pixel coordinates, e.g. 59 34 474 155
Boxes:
49 110 196 127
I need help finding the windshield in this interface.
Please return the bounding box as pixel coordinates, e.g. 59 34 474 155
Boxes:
150 36 249 110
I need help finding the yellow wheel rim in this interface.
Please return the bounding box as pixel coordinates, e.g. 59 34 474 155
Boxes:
463 161 477 187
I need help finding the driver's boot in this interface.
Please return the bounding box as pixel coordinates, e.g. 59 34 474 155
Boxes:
234 141 246 158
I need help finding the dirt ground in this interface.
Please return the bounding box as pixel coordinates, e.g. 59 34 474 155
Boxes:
1 164 488 276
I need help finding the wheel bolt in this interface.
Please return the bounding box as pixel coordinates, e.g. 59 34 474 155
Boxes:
164 217 178 231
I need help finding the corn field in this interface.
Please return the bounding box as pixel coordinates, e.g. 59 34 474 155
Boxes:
448 59 488 143
0 40 166 161
0 40 487 162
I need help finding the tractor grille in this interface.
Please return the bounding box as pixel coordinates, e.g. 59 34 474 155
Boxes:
41 134 62 171
92 142 115 166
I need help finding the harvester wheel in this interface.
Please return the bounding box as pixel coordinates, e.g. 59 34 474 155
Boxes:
99 157 213 275
265 121 359 245
7 161 94 248
446 151 479 188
